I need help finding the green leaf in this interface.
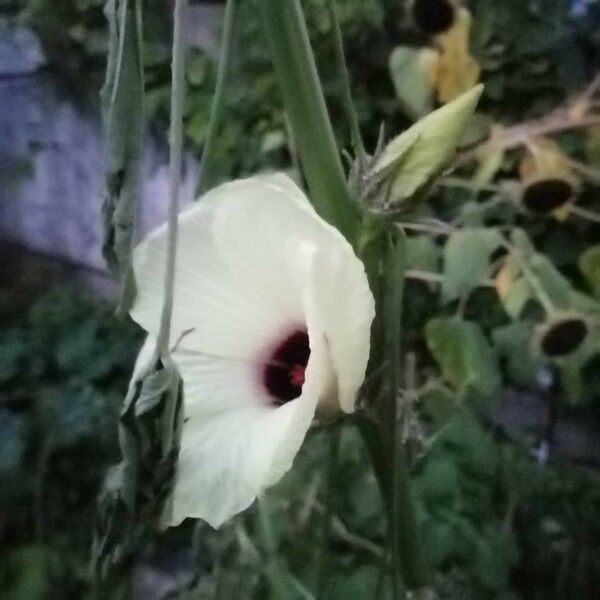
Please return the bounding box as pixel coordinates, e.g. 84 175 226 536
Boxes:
557 329 600 406
101 0 145 316
372 84 483 205
389 46 434 119
322 565 392 600
1 545 49 600
419 518 462 568
528 253 573 310
0 411 26 474
492 321 540 386
418 456 461 509
442 228 502 301
425 317 502 400
473 531 517 593
420 384 458 424
48 386 100 446
0 330 28 383
406 235 441 273
579 245 600 297
501 276 533 320
55 319 99 372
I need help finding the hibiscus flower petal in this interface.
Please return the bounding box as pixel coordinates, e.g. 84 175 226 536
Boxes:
306 246 375 413
129 174 375 527
130 189 296 359
132 309 330 527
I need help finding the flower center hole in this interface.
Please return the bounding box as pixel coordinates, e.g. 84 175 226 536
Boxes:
523 179 572 213
264 330 310 405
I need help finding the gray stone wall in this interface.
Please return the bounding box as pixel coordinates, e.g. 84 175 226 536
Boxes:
0 20 202 276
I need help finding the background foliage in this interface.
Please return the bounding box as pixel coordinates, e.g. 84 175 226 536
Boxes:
1 0 600 598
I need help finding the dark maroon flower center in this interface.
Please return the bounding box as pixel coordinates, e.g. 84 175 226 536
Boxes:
264 330 310 405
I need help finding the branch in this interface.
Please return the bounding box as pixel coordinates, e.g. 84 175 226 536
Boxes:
457 74 600 165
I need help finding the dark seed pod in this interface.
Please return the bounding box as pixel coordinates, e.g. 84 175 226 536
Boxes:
521 178 573 214
412 0 455 35
540 317 588 357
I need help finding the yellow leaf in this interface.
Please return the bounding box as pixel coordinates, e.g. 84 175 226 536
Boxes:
433 8 481 103
551 204 571 222
494 259 520 300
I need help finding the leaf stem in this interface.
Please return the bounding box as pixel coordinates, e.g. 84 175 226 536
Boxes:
502 240 556 314
257 0 359 242
157 0 187 354
197 0 238 194
568 204 600 224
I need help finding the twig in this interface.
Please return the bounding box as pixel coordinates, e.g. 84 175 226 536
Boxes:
405 269 494 287
500 239 556 314
438 176 501 194
566 157 600 185
457 75 600 165
406 270 445 284
313 501 384 558
399 221 454 236
156 0 187 355
567 204 600 224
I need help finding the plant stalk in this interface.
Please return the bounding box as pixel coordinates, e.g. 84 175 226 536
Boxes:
358 228 429 596
157 0 187 354
386 229 429 594
257 0 359 242
257 0 428 593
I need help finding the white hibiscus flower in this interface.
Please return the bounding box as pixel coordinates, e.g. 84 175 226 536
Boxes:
130 174 375 528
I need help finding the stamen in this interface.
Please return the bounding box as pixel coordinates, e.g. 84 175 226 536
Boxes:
289 364 306 387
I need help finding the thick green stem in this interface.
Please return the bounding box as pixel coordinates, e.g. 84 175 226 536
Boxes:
386 230 429 594
358 228 429 596
395 440 429 592
358 419 429 595
257 0 359 242
257 0 426 593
